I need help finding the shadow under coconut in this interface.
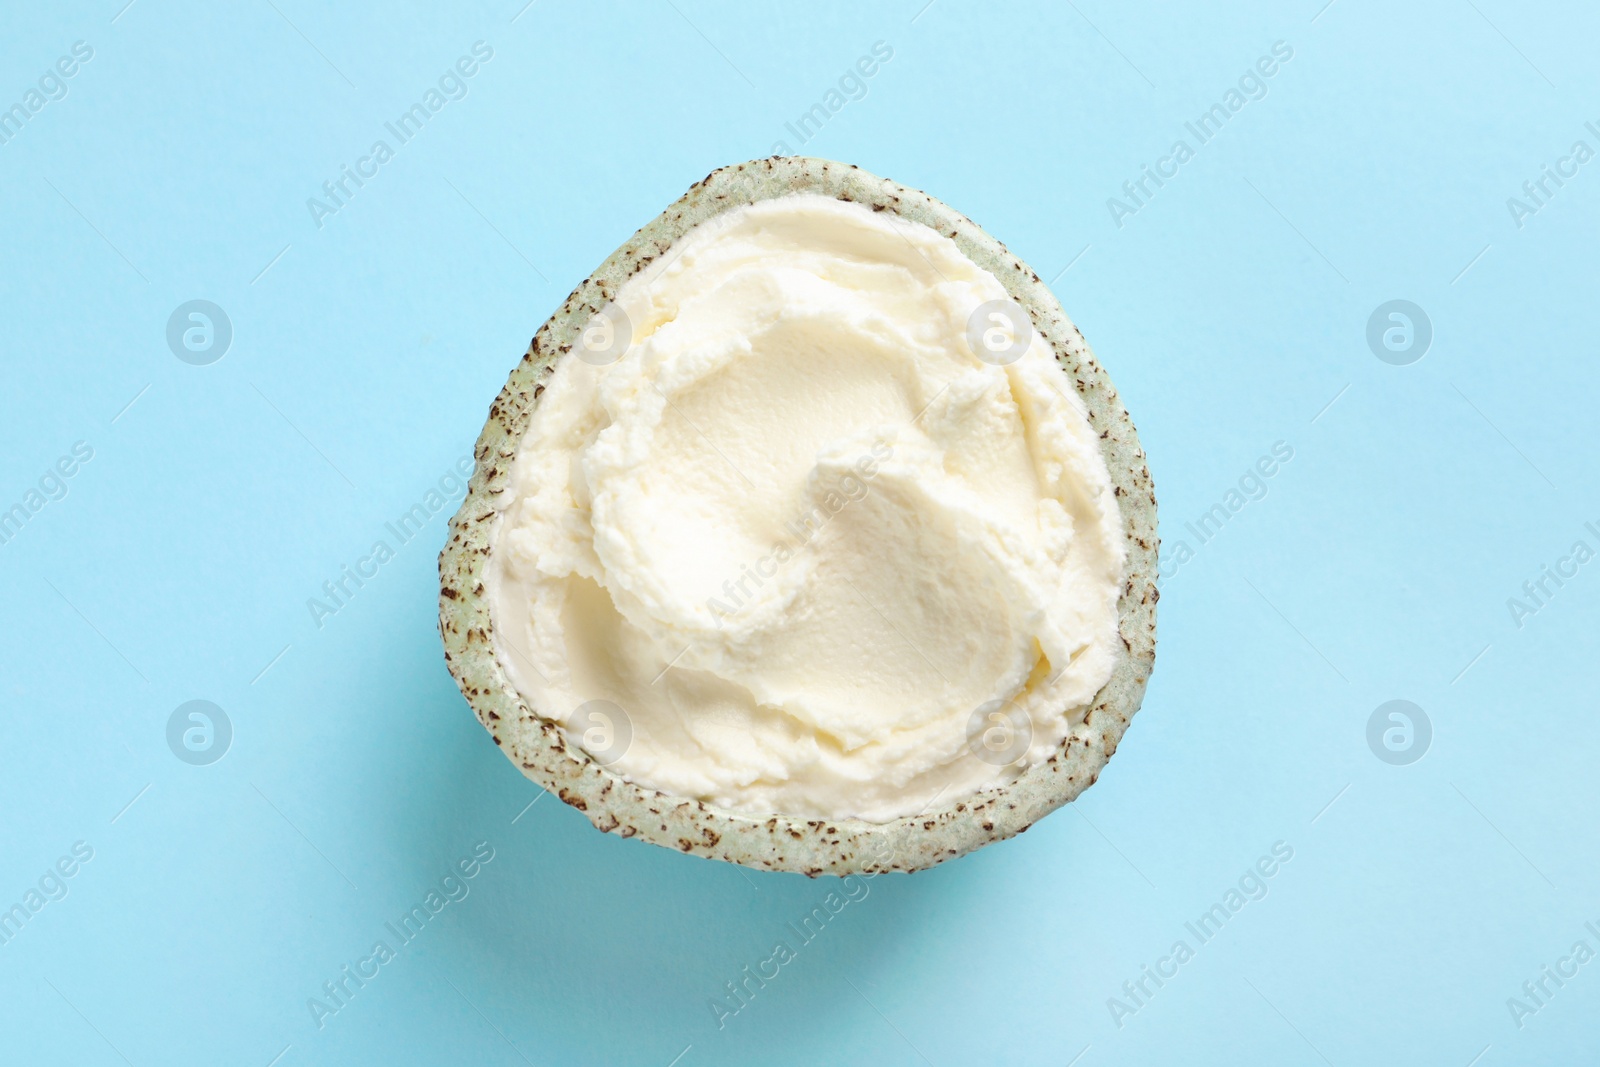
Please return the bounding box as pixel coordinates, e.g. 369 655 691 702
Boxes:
332 553 1048 1062
423 722 1033 1066
328 589 1023 1064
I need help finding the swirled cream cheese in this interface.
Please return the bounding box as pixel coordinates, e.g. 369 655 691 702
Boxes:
488 194 1124 822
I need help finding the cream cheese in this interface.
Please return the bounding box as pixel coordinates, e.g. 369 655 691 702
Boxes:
487 194 1125 822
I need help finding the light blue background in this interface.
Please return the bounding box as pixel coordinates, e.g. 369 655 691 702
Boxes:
2 1 1596 1064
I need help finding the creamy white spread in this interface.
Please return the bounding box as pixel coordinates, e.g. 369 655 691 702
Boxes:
488 194 1124 822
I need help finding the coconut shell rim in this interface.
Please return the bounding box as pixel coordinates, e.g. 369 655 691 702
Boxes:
438 156 1158 877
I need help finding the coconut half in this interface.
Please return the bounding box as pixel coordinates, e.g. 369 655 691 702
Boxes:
439 157 1157 876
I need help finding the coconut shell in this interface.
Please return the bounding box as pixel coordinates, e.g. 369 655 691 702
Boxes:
439 156 1157 876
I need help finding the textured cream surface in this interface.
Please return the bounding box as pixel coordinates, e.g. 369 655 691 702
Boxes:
488 194 1124 821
